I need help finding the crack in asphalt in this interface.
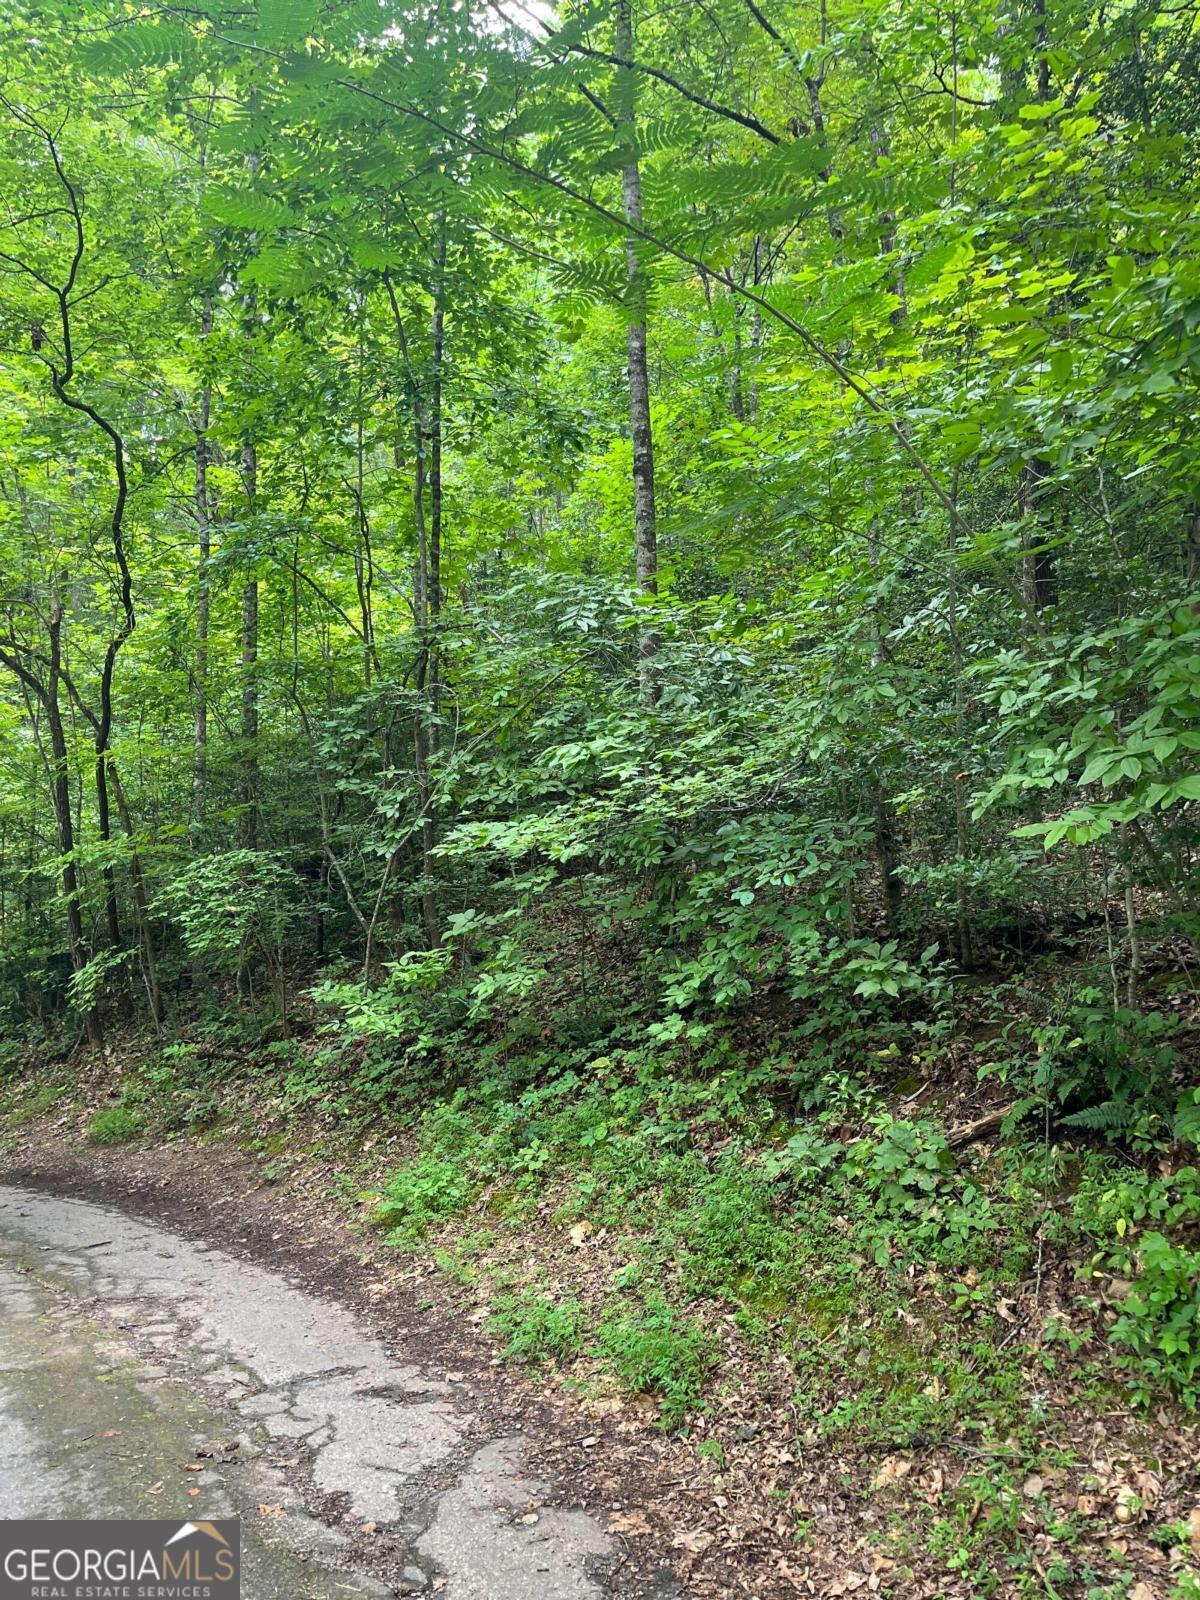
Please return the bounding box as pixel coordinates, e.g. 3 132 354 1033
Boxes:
0 1185 621 1599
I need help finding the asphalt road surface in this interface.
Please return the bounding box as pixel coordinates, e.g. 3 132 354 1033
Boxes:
0 1184 623 1600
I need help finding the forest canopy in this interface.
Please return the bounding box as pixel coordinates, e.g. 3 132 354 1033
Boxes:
2 0 1195 1035
1 4 1200 1576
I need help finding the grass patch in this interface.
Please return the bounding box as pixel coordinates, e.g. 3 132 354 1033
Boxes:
489 1288 586 1367
598 1291 718 1427
88 1105 144 1144
2 1079 67 1125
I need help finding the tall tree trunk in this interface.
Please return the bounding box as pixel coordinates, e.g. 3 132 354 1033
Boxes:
45 600 102 1047
412 222 446 950
411 429 439 951
240 435 259 849
352 304 377 690
747 236 763 420
428 217 445 727
108 757 163 1031
1020 456 1057 613
193 293 213 830
866 520 904 937
93 754 122 950
945 472 972 967
615 0 659 702
1184 502 1200 586
382 266 441 950
239 144 261 850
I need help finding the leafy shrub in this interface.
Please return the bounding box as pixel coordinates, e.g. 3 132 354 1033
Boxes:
88 1105 143 1144
1108 1231 1200 1408
1077 1165 1200 1407
840 1115 996 1267
598 1293 718 1425
373 1153 474 1242
983 993 1182 1150
152 851 298 1017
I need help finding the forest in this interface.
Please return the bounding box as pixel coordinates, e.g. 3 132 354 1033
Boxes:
1 0 1199 1593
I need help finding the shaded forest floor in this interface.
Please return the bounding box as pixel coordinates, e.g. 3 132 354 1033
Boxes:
3 948 1200 1600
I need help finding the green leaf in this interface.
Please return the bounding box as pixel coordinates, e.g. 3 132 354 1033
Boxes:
1079 752 1115 786
258 0 322 46
1108 255 1135 290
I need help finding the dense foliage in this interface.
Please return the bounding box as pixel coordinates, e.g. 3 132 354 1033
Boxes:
2 0 1199 1491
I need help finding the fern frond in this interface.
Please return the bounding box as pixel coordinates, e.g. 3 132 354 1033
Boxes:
1062 1099 1135 1131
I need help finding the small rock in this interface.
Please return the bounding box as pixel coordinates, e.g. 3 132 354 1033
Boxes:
399 1567 427 1594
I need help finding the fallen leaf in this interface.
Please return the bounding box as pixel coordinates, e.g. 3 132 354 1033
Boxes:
185 1464 204 1473
432 1580 446 1593
361 1522 377 1536
146 1482 163 1495
828 1574 868 1596
1128 1585 1155 1600
672 1530 715 1554
581 1435 599 1448
186 1489 200 1498
872 1455 912 1490
103 1430 122 1439
257 1504 286 1518
608 1511 652 1536
520 1513 539 1525
568 1221 594 1247
1022 1475 1045 1500
1189 1506 1200 1557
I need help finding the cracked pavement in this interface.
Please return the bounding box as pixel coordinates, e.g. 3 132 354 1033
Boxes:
0 1184 623 1598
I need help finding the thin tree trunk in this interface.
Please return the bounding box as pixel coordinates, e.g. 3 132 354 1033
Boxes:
866 520 903 936
352 304 377 690
239 146 261 850
615 0 659 701
428 216 446 728
108 757 163 1031
383 261 442 947
747 236 763 420
411 433 439 950
193 293 213 829
1124 869 1141 1009
1020 456 1057 613
240 455 259 849
94 754 122 950
945 471 972 967
44 601 102 1047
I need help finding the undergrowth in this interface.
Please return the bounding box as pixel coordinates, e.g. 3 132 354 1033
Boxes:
4 955 1199 1595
